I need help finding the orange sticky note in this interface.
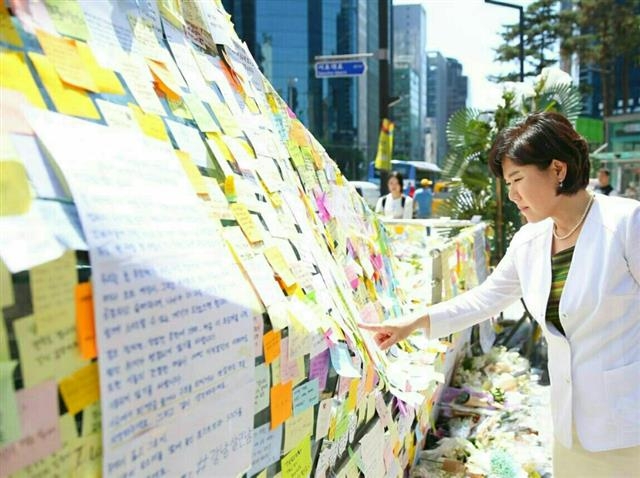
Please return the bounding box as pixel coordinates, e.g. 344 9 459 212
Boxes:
364 362 375 394
0 51 46 109
58 362 100 415
229 203 263 244
270 381 292 429
35 29 97 92
75 282 96 360
129 103 169 141
263 329 281 364
146 59 181 101
28 52 100 119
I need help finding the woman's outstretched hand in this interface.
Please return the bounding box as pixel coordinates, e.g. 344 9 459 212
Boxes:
358 313 429 350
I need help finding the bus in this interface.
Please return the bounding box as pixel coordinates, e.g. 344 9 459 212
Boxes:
367 160 442 195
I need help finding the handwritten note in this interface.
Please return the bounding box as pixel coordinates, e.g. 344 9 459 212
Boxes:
264 245 297 288
270 381 292 430
29 108 256 476
119 53 166 116
316 398 333 440
263 329 281 364
44 0 90 41
30 250 77 334
81 401 101 437
14 314 87 387
75 282 97 360
309 350 330 391
230 203 263 244
166 119 210 168
281 435 312 478
293 379 319 415
58 362 100 415
242 256 285 308
183 93 220 132
0 361 20 445
329 342 361 378
96 99 139 130
254 363 270 412
129 103 169 141
0 380 62 476
247 423 282 476
280 337 305 385
283 406 313 454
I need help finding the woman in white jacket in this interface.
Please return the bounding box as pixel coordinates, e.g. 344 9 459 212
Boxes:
361 112 640 476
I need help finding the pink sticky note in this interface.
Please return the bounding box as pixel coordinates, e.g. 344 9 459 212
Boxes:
0 380 61 476
280 338 301 383
309 350 329 390
314 191 331 223
371 254 383 271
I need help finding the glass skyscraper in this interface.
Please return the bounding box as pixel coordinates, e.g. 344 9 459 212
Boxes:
222 0 383 180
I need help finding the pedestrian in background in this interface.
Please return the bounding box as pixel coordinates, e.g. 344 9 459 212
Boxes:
375 171 414 219
413 178 433 219
361 112 640 477
594 168 617 196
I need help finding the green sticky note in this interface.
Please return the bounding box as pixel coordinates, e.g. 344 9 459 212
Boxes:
44 0 90 41
183 94 220 133
281 435 311 478
0 311 10 362
0 360 21 445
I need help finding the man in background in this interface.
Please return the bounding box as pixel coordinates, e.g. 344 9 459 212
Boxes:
594 168 617 196
413 178 433 218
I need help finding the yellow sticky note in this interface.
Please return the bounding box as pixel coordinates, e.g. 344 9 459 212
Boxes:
44 0 89 41
30 250 77 334
183 93 220 133
263 329 281 365
35 29 97 92
0 6 23 47
0 160 31 216
281 435 312 478
28 52 100 119
209 100 242 137
176 150 207 195
264 246 296 288
59 362 99 415
346 378 359 412
129 103 169 141
269 192 283 208
81 401 101 437
229 203 263 244
14 315 88 387
224 175 236 201
283 407 313 454
76 42 124 95
0 51 46 108
167 97 193 119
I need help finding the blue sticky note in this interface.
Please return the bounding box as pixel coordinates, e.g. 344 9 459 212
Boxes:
248 423 283 476
293 379 319 415
329 342 361 378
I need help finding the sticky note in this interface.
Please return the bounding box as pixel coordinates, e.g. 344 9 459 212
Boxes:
270 381 292 430
0 160 31 216
230 203 263 244
0 51 46 108
263 329 281 364
280 337 305 386
96 99 139 130
129 103 169 141
0 380 62 476
76 42 124 94
254 363 270 412
281 435 312 478
14 315 87 387
183 93 220 132
247 423 282 476
28 52 100 119
175 150 207 194
58 362 100 415
35 29 97 92
81 401 101 437
316 398 333 440
44 0 90 41
0 361 20 445
0 6 23 47
264 246 296 288
346 378 359 412
119 54 166 116
330 342 361 378
283 407 313 454
309 350 330 390
0 313 9 361
292 379 319 415
165 119 209 168
147 59 182 101
75 282 97 360
209 100 242 137
30 250 77 334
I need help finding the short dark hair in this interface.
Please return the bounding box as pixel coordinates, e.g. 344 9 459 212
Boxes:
388 170 404 189
599 168 610 177
489 112 590 195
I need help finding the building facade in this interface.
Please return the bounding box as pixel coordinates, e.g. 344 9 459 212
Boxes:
221 0 383 180
392 3 426 162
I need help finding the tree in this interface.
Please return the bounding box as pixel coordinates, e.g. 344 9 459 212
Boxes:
492 0 564 82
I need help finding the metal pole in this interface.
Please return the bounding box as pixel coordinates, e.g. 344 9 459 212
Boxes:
518 7 524 82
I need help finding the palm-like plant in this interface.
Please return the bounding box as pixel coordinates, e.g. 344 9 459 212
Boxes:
439 68 583 262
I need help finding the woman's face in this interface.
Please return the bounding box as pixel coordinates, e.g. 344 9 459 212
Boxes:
503 157 565 222
388 177 402 195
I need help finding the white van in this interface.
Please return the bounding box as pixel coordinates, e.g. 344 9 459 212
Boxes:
350 181 380 210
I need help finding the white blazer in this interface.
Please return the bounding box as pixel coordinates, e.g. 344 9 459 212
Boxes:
428 194 640 451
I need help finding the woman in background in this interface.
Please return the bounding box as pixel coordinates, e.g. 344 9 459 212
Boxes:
375 171 414 219
362 112 640 477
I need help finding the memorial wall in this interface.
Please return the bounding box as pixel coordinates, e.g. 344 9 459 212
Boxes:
0 2 488 476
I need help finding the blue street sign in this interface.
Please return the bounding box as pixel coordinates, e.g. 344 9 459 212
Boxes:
315 60 367 78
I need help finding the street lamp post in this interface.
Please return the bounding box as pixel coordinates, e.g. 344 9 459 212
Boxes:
484 0 524 259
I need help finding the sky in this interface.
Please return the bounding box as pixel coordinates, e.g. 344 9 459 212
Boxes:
394 0 534 110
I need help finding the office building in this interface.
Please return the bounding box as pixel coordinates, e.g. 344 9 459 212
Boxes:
221 0 386 179
392 3 427 161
